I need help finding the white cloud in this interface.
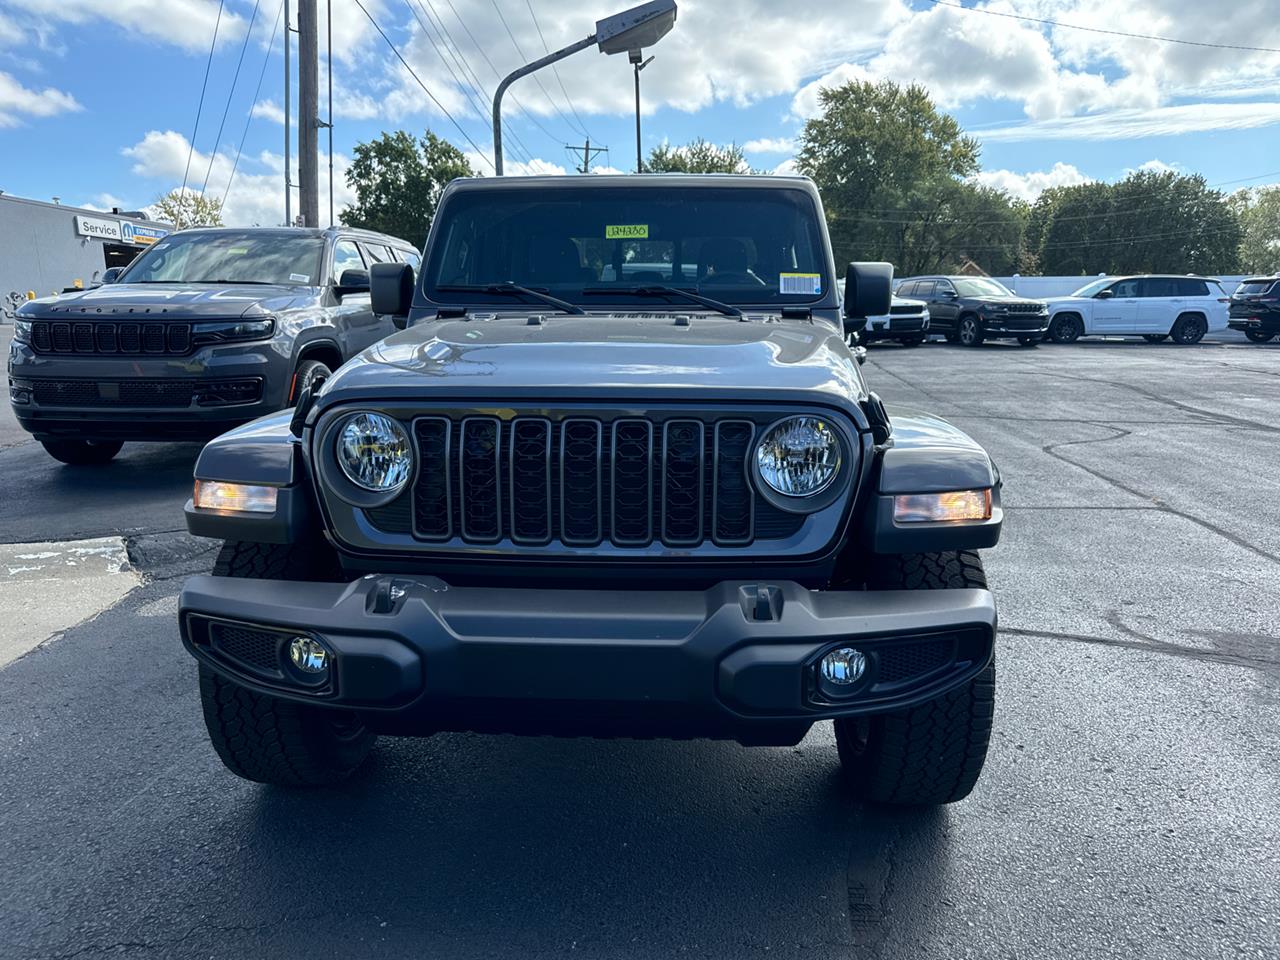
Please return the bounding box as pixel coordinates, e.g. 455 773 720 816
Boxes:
772 158 801 177
461 150 566 177
3 0 247 52
0 70 79 127
979 102 1280 142
121 129 355 227
1131 158 1180 175
250 99 288 126
791 64 874 119
971 162 1090 202
743 137 796 154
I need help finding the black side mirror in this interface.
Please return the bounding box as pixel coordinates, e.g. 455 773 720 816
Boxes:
843 262 893 323
371 262 414 328
334 268 370 298
101 267 124 285
1095 289 1113 299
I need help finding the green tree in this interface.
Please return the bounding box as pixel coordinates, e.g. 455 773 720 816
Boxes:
1035 171 1242 275
795 80 1022 275
151 189 223 229
645 138 750 173
1232 185 1280 274
341 130 473 248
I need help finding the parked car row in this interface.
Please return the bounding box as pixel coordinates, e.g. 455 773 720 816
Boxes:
863 273 1275 348
8 225 418 464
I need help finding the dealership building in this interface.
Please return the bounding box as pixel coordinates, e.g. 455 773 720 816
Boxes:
0 194 171 318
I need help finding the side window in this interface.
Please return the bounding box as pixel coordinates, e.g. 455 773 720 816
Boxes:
331 239 365 282
915 281 936 298
1137 277 1175 298
1177 278 1209 297
1111 279 1141 298
399 249 422 271
360 242 395 264
933 280 953 297
898 281 917 297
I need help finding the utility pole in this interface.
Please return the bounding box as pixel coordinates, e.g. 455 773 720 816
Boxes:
283 0 291 226
631 53 653 172
297 0 320 227
573 138 608 174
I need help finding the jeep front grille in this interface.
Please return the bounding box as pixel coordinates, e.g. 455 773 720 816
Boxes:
29 320 192 356
402 415 771 549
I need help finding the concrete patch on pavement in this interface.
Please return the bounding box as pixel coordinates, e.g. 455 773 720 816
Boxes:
0 537 140 667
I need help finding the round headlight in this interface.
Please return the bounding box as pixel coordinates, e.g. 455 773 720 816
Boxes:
336 412 413 492
755 416 842 498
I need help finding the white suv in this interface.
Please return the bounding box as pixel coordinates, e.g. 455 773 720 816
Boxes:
1044 275 1229 344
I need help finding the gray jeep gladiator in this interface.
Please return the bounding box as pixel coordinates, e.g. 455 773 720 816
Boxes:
7 225 417 464
179 175 1003 806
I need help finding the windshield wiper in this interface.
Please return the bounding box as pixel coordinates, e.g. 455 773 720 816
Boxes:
581 285 742 318
437 282 584 315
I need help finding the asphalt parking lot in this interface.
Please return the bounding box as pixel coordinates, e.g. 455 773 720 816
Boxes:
1 326 1278 959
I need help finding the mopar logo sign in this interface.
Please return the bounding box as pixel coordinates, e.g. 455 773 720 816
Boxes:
121 221 168 246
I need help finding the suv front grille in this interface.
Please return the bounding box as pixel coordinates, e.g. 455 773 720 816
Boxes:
889 304 924 316
1005 302 1045 315
29 320 193 356
365 412 830 551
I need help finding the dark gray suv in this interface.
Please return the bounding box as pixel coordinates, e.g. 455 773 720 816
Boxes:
7 225 418 464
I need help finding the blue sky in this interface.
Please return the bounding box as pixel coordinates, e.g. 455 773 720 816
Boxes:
1 0 1278 225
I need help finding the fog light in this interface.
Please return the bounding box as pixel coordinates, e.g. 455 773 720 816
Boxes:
288 637 329 674
820 647 866 685
193 480 279 514
893 489 991 523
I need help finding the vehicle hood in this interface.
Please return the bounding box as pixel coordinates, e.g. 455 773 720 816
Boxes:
18 282 311 320
1044 295 1092 307
319 313 866 408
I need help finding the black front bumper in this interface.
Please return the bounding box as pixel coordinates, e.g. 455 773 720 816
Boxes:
982 315 1049 339
179 575 997 745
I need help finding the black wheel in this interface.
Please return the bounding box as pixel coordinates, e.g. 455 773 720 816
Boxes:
834 551 995 806
1016 336 1039 347
40 439 123 465
288 359 332 406
1244 329 1275 343
199 540 373 786
1142 334 1168 343
1048 313 1082 343
957 315 984 347
1170 313 1207 345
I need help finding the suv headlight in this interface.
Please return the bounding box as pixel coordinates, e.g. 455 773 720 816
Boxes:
12 318 32 344
336 412 413 493
190 318 276 344
755 416 843 499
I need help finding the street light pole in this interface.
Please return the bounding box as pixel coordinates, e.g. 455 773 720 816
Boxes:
492 0 677 175
631 53 653 172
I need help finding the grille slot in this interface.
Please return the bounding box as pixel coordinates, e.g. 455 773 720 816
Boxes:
459 417 501 542
412 418 452 540
713 421 754 545
509 418 552 544
611 419 653 545
28 320 194 356
30 378 260 408
661 420 704 546
560 419 603 545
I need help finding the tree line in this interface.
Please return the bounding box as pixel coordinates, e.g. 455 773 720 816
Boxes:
329 80 1280 278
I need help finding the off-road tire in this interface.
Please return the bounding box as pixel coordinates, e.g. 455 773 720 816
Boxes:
1048 313 1082 343
199 540 373 785
288 359 332 406
834 550 995 806
1170 313 1207 345
957 315 984 347
199 666 375 786
40 439 123 465
1244 329 1275 343
1142 334 1168 343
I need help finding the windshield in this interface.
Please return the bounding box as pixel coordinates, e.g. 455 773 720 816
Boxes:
1234 280 1276 296
1070 278 1115 297
953 278 1014 297
424 185 830 306
121 231 325 285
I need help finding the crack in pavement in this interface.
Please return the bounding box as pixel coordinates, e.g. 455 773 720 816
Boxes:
1003 625 1280 674
1041 424 1280 567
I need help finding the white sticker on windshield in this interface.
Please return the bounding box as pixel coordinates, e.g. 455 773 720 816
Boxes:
780 272 821 295
290 273 309 283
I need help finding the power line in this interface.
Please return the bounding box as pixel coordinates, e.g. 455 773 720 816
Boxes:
352 0 496 171
181 0 226 202
203 0 263 195
223 0 285 210
488 0 587 144
925 0 1280 55
437 0 571 150
525 0 592 140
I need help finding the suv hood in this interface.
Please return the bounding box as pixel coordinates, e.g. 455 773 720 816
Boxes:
19 282 309 320
320 314 865 407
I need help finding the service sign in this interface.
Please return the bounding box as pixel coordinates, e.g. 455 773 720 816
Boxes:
74 215 122 241
121 221 168 246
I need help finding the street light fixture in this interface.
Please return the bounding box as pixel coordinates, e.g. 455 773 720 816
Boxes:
632 52 654 172
492 0 677 175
